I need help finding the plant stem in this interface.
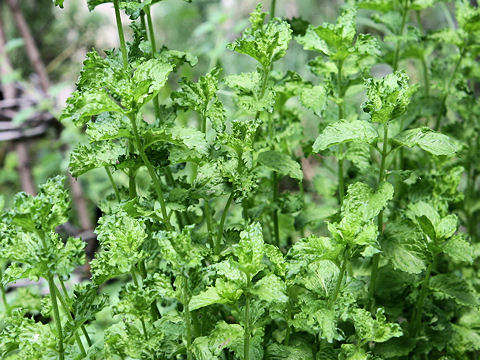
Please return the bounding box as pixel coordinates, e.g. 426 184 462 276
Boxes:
205 200 214 249
48 275 64 360
243 274 251 360
54 286 87 357
368 122 389 309
144 5 162 121
272 171 280 247
392 0 409 71
270 0 276 19
329 249 347 308
128 113 172 231
410 255 436 337
58 279 92 346
216 191 234 255
0 267 10 316
130 267 149 340
336 60 345 205
113 0 128 68
105 166 121 202
434 47 466 131
183 276 192 360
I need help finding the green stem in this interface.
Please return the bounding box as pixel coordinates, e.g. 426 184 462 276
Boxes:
329 250 347 308
392 0 409 71
205 200 213 250
0 268 10 316
243 274 251 360
216 191 234 255
272 172 280 247
105 166 121 202
410 255 436 336
130 267 149 340
270 0 276 19
113 0 128 68
48 275 64 360
368 122 389 309
58 279 92 346
128 113 172 231
183 276 192 360
128 142 137 199
434 47 466 131
144 5 162 121
336 60 345 206
54 286 87 356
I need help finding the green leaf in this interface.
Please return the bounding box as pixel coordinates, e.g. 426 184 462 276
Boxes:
227 5 292 67
350 308 403 343
299 85 327 115
430 274 479 307
383 221 427 274
313 120 378 152
131 58 174 106
443 235 474 264
172 68 226 131
233 222 265 276
189 286 227 311
257 150 303 180
69 142 127 177
363 71 416 123
394 127 459 156
251 274 288 303
266 343 314 360
90 211 147 284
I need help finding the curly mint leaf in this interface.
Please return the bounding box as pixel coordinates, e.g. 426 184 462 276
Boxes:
363 71 416 123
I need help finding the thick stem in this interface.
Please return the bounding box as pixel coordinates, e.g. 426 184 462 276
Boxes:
270 0 276 19
272 172 280 247
410 255 436 336
113 0 128 68
128 114 172 231
48 275 64 360
216 191 234 255
54 286 87 356
243 274 251 360
105 167 121 202
368 123 389 309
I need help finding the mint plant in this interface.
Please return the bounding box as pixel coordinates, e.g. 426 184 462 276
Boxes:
0 0 479 359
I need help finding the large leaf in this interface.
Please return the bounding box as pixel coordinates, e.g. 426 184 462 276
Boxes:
430 274 479 307
257 150 303 180
394 127 459 156
313 120 378 152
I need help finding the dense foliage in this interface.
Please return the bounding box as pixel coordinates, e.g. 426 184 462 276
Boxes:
1 0 480 359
